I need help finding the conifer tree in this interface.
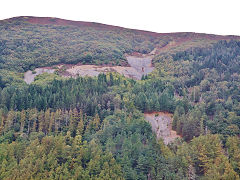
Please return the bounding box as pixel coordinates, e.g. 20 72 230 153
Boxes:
0 109 4 134
172 107 179 130
76 110 84 135
198 144 210 174
93 113 100 131
20 109 26 133
44 109 51 134
48 111 55 134
38 110 44 133
54 109 61 133
5 110 15 132
31 109 38 132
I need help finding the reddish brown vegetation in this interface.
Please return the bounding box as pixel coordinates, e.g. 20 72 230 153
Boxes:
4 16 240 60
6 16 240 41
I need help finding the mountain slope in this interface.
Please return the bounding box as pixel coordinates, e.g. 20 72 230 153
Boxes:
0 16 240 179
1 16 240 72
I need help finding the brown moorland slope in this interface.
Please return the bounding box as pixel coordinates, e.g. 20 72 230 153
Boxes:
1 16 240 72
22 16 240 56
5 16 240 43
22 16 240 39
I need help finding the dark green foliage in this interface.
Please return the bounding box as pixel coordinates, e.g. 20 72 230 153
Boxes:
0 73 175 115
0 17 240 179
133 79 175 112
157 40 240 140
0 74 181 179
0 18 166 72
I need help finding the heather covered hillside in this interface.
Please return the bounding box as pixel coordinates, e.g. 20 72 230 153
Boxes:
0 16 239 72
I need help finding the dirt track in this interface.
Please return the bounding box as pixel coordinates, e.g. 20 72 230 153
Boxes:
144 112 181 144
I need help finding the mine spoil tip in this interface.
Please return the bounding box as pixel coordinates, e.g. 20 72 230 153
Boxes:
24 52 155 83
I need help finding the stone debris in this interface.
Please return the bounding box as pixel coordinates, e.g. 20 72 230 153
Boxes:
144 112 181 144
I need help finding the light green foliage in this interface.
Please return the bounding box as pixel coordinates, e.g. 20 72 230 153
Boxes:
0 17 240 179
32 72 63 86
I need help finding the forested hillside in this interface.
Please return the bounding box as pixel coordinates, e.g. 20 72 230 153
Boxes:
0 17 240 179
0 16 239 72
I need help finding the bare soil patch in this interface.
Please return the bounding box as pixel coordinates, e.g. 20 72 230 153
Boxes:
24 52 154 83
144 112 181 144
24 68 55 84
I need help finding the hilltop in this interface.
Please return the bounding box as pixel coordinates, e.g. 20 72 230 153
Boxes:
1 16 240 72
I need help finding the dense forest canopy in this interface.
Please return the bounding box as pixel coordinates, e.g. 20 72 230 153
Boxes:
0 17 240 179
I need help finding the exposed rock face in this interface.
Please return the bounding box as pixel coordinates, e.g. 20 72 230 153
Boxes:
65 55 154 80
24 68 55 84
144 112 181 144
126 56 154 79
24 54 154 83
